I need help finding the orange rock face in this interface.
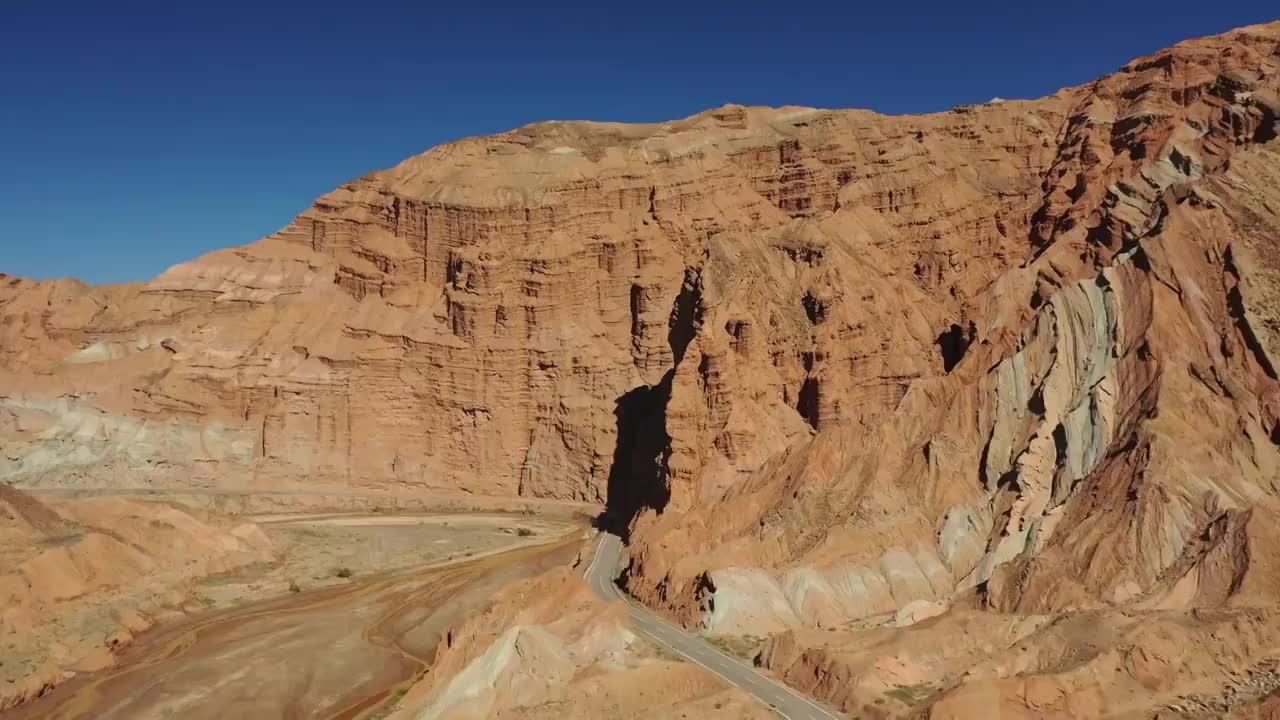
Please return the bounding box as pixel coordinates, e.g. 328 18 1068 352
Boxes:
621 19 1280 629
5 19 1280 716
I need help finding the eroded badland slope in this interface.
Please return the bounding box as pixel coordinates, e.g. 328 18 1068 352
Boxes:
6 20 1280 718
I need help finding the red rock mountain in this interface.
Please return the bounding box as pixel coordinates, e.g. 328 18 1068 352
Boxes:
5 20 1280 715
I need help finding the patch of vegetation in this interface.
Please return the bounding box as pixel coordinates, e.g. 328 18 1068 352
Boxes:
288 578 301 593
38 531 85 548
647 638 684 663
366 687 409 720
334 567 354 579
515 527 534 537
704 634 766 663
884 684 935 706
200 560 280 587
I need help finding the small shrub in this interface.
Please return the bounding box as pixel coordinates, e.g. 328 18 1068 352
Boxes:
334 567 353 579
705 633 766 662
516 527 534 537
885 684 934 705
288 579 301 593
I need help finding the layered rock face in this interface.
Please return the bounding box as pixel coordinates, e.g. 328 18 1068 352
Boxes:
621 20 1280 630
0 89 1072 499
5 21 1280 711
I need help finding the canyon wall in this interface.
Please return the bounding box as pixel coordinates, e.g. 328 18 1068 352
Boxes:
619 21 1280 633
4 20 1280 649
0 84 1067 500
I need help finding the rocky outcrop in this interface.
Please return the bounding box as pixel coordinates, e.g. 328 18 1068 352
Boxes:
758 606 1280 718
4 20 1280 717
0 88 1071 501
388 567 771 719
619 20 1280 636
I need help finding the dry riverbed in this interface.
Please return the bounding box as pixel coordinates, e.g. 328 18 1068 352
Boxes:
196 512 570 610
2 490 583 719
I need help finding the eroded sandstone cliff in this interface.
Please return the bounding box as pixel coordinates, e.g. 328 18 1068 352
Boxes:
621 20 1280 631
5 19 1280 718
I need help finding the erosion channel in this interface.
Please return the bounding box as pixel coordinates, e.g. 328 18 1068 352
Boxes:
8 512 583 720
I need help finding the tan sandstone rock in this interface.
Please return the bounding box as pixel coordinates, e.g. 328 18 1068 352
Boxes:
5 19 1280 719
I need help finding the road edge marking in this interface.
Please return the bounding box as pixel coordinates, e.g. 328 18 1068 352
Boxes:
628 603 842 719
588 533 842 719
632 623 794 720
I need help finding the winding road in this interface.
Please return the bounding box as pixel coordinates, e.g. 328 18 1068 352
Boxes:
584 532 844 720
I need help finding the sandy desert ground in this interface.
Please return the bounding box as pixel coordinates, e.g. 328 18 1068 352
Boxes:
0 485 587 716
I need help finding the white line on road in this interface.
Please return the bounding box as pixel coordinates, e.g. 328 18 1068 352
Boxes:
631 621 794 720
583 535 602 581
583 532 843 720
627 596 841 720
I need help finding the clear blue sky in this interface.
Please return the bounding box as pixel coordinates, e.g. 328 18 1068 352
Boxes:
2 1 1275 284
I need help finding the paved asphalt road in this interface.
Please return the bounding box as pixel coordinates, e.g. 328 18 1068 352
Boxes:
583 532 844 720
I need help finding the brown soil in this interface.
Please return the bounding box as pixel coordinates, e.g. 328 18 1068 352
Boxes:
197 512 572 607
8 533 581 720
